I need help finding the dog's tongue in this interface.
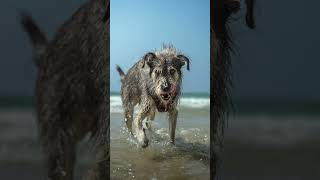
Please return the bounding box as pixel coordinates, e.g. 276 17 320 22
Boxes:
169 85 177 95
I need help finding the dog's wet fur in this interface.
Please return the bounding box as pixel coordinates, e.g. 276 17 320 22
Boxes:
211 0 255 179
21 0 109 179
116 45 190 148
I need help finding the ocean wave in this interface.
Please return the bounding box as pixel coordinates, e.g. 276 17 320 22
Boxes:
110 95 209 113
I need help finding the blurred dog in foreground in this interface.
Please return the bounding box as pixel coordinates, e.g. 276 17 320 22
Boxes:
21 0 109 179
211 0 255 179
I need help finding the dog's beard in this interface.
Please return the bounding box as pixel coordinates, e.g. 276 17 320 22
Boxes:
156 85 178 112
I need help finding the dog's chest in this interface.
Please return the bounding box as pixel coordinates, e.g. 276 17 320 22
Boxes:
153 97 175 112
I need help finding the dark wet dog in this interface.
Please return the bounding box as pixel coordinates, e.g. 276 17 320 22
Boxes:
116 45 190 148
21 0 109 179
211 0 255 179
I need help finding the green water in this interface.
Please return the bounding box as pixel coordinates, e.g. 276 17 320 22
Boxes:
0 96 35 108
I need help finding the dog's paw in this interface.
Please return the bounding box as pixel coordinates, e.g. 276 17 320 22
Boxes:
169 139 175 145
135 128 149 148
141 137 149 148
142 119 152 130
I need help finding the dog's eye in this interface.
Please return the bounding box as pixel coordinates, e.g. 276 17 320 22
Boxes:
169 69 175 75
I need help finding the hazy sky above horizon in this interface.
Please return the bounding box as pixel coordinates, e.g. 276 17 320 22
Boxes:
110 0 210 93
1 0 320 99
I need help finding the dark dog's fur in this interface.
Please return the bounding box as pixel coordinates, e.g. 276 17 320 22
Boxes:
21 0 109 179
116 45 190 148
211 0 255 179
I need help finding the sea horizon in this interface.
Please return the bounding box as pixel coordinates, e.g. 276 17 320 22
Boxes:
1 95 320 115
110 91 210 114
110 91 210 97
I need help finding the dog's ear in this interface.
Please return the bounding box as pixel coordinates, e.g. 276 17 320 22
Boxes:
177 54 190 71
142 52 157 68
102 1 110 23
245 0 255 29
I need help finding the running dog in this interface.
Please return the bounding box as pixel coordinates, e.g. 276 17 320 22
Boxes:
116 45 190 148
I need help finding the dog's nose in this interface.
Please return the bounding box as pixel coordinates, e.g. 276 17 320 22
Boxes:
161 83 171 92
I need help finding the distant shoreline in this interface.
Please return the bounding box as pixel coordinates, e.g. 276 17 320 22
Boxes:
110 91 210 97
1 96 320 115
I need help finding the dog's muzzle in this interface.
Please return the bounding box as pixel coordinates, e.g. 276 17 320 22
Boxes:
160 85 176 101
160 93 172 101
156 85 177 112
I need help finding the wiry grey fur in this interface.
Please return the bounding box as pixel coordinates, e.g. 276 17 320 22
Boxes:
21 0 109 179
116 45 190 148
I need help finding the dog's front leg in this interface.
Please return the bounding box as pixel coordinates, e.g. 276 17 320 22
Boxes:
168 108 178 144
83 148 108 180
82 103 109 180
145 108 156 130
44 128 76 180
124 106 134 135
134 108 150 148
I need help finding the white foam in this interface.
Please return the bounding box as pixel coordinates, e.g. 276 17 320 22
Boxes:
179 97 210 108
110 95 209 113
110 96 123 113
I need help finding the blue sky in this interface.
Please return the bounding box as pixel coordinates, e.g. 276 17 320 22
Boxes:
110 0 210 93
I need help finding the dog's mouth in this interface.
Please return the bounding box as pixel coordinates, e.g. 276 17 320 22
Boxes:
156 93 176 112
155 85 178 112
160 93 172 101
160 85 177 101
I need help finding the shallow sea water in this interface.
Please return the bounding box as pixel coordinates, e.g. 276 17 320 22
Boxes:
1 107 320 180
110 111 210 180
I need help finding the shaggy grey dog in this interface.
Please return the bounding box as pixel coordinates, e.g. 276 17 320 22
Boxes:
116 45 190 148
21 0 109 179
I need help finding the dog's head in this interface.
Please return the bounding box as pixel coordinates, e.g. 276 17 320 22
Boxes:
142 45 190 111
